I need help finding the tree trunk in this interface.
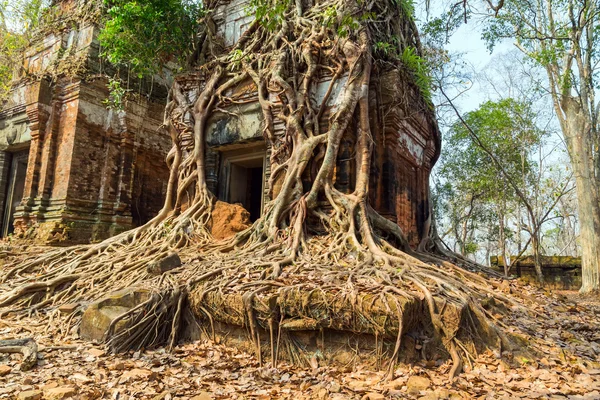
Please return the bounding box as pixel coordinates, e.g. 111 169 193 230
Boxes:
498 208 509 277
531 232 544 284
562 99 600 293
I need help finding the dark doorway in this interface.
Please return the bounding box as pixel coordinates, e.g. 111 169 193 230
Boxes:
247 166 263 221
219 148 265 222
2 150 29 237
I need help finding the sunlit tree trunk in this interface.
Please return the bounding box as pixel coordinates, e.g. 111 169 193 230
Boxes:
562 99 600 292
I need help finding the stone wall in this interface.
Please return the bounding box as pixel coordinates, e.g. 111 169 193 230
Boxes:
0 0 171 243
373 72 439 247
490 256 582 290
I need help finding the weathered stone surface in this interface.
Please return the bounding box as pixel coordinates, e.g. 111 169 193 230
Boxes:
80 289 151 341
58 304 79 314
407 376 431 395
147 252 182 275
418 392 439 400
0 364 11 376
329 382 341 393
17 391 42 400
383 378 405 390
0 0 170 244
43 386 77 400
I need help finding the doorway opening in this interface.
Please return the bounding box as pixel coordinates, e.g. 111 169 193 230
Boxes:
2 150 29 237
219 148 265 222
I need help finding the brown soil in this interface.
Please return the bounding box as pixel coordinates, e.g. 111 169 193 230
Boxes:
210 201 252 240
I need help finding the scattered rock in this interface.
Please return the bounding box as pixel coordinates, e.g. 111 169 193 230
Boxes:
109 362 126 370
85 348 106 357
17 391 42 400
58 304 79 314
407 375 431 395
121 368 156 382
146 252 182 275
329 382 341 393
435 388 450 399
418 391 439 400
481 296 496 310
72 372 92 383
0 364 11 376
316 387 329 399
40 383 58 391
499 280 511 294
362 393 385 400
43 386 77 400
190 393 213 400
384 377 405 390
79 289 151 341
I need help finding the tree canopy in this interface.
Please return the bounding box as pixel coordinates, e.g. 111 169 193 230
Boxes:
99 0 203 78
0 0 48 99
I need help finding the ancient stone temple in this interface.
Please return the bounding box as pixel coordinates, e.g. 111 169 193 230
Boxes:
0 0 171 243
0 0 439 247
178 0 440 248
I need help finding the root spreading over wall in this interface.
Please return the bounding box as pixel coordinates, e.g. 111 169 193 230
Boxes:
1 0 520 379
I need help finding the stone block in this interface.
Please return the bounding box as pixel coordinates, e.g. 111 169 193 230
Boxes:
43 386 77 400
146 252 182 275
0 364 11 376
80 289 151 342
58 303 79 314
17 391 42 400
407 376 431 395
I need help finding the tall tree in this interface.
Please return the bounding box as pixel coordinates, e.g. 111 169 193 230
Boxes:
437 98 546 276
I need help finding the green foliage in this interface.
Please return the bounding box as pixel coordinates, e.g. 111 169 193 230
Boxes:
0 31 25 98
374 41 397 56
247 0 288 31
441 98 543 197
0 0 49 100
401 46 432 102
316 5 368 37
435 98 547 257
337 14 360 37
99 0 203 78
322 6 337 27
392 0 415 21
103 78 127 110
227 48 250 71
0 0 48 32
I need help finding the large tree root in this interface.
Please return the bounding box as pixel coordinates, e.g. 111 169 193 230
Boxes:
0 228 517 379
